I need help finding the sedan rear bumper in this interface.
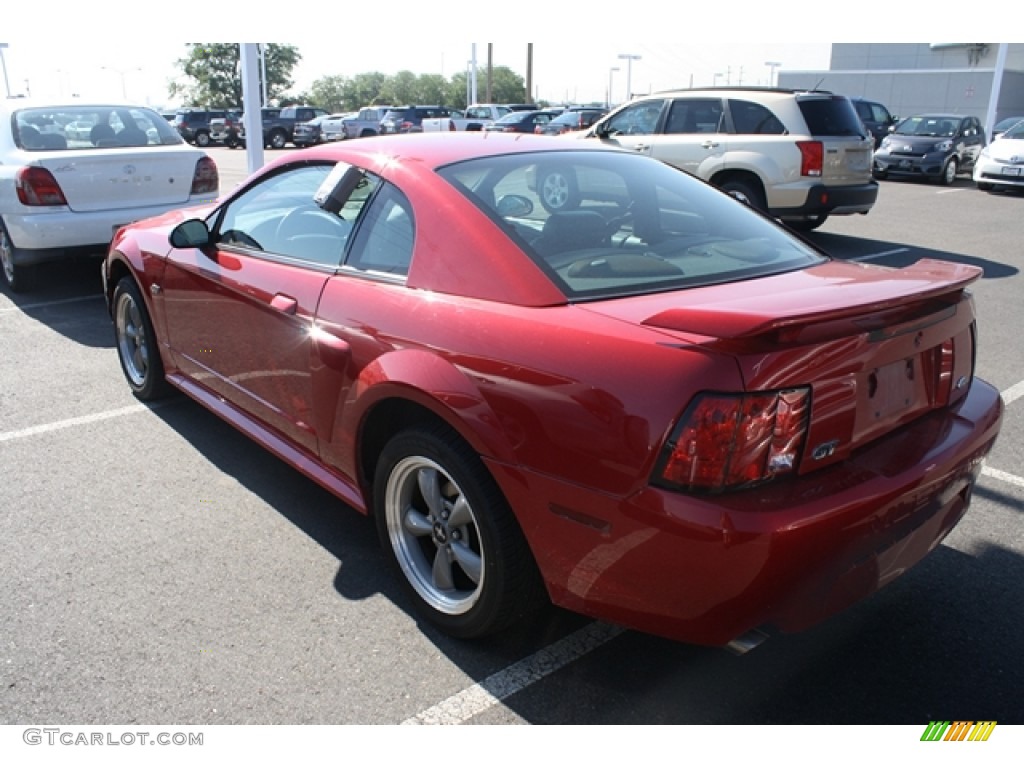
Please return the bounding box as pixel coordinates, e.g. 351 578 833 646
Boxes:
488 377 1003 646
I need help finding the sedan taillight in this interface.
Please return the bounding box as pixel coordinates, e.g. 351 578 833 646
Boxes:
654 388 810 493
190 156 219 195
797 140 824 177
15 167 68 206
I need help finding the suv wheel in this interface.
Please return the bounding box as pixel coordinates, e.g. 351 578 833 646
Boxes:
195 132 211 148
537 168 580 213
786 215 828 232
270 130 288 149
719 178 766 212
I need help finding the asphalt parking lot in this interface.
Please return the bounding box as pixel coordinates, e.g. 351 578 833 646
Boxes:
2 146 1022 727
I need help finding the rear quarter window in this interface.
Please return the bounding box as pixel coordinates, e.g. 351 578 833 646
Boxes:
796 96 866 137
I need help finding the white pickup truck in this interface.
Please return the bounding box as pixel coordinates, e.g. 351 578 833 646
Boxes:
421 104 516 132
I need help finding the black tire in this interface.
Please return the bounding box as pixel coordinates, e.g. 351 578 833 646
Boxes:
0 222 38 293
939 157 958 186
195 131 211 148
976 181 994 192
872 168 889 180
373 424 544 638
537 168 580 213
785 214 828 232
719 178 767 212
112 276 172 400
269 130 288 150
225 135 240 149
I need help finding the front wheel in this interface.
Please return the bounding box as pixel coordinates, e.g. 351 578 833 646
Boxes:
269 130 288 150
939 157 958 186
113 277 171 400
976 181 994 192
373 425 543 638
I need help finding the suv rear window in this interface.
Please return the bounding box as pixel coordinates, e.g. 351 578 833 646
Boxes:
796 96 865 137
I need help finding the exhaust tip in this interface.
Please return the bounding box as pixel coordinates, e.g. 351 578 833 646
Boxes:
725 628 770 655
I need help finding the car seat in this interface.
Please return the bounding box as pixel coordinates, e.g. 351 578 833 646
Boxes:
90 124 116 146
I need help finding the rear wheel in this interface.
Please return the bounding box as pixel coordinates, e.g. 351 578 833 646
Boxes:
0 223 37 293
269 130 288 149
195 131 211 148
719 178 766 212
976 181 994 192
113 276 171 400
785 214 828 232
537 168 580 213
373 424 543 638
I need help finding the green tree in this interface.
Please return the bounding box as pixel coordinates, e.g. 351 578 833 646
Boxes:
447 66 527 108
168 44 301 107
308 75 349 112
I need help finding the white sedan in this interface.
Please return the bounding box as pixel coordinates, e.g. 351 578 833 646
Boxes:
974 120 1024 193
319 112 357 142
0 101 219 292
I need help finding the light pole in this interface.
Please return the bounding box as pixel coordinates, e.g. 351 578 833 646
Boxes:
617 53 641 101
713 72 724 87
0 44 11 99
765 61 781 87
608 66 619 107
102 66 141 99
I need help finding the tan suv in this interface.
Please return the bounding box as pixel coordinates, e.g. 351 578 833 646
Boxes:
572 87 877 231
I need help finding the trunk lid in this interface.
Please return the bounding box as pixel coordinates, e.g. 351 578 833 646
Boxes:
37 146 206 213
582 258 981 472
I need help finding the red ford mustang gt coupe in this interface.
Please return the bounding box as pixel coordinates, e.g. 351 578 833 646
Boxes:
102 132 1003 647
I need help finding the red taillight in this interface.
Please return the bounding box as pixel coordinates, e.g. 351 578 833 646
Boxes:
797 140 823 177
654 388 810 493
15 167 68 206
401 121 414 132
190 156 218 195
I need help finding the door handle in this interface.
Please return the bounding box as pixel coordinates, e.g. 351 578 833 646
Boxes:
270 293 297 315
633 144 649 152
701 140 719 149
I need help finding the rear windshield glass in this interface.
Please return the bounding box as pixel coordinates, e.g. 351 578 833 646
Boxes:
796 96 866 137
14 106 184 151
437 150 825 300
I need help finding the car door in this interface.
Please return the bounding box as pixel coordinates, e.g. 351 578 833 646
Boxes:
960 117 985 169
596 98 667 158
649 98 728 177
160 162 356 455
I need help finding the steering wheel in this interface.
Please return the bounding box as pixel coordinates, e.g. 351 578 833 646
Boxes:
603 203 635 246
274 207 348 242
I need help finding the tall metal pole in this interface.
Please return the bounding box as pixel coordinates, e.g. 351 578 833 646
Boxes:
0 44 11 99
617 53 641 101
470 44 478 105
259 44 268 107
984 43 1008 142
608 66 619 107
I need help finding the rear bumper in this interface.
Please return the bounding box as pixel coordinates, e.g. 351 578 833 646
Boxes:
488 377 1002 646
3 198 216 262
771 181 879 218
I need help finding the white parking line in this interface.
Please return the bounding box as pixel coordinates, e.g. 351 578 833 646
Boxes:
402 622 625 725
982 466 1024 489
0 294 103 314
0 403 150 444
1001 379 1024 406
851 248 911 262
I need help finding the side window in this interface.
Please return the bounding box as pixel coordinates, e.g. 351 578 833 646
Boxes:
215 163 353 267
664 98 725 134
728 100 784 134
345 184 415 277
605 100 665 136
871 104 892 123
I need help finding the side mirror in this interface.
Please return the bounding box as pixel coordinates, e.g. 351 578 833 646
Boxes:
496 194 533 217
169 219 212 249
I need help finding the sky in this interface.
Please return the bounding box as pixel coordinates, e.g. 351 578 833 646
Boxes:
0 7 984 107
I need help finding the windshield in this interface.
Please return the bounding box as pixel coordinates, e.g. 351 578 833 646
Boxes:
1003 122 1024 141
894 116 959 137
15 105 184 150
437 150 825 301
